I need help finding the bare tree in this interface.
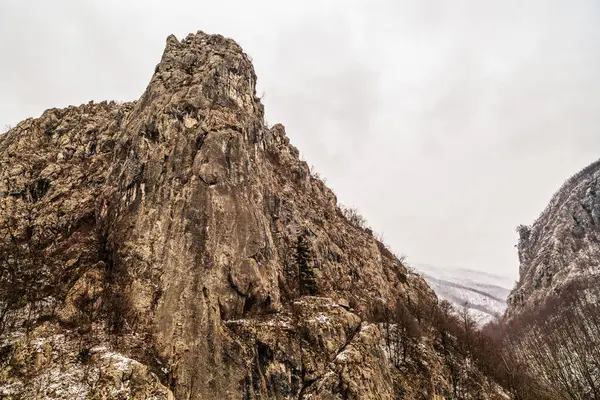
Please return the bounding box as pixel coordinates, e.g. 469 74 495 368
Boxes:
501 278 600 399
339 205 369 230
0 178 60 335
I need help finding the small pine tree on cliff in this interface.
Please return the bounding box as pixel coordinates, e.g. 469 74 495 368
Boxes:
296 232 317 296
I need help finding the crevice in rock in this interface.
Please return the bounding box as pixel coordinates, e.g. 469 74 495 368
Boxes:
242 294 257 315
333 322 362 363
140 119 160 142
195 132 206 151
28 178 51 202
298 377 318 399
198 175 218 187
297 321 362 399
225 135 233 171
337 367 349 400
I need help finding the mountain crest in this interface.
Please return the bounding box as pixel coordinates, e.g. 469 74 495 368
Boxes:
0 31 507 400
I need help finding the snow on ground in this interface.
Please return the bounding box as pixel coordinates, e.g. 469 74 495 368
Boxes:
414 264 514 326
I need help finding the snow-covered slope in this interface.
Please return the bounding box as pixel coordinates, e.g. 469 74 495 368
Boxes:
415 264 514 325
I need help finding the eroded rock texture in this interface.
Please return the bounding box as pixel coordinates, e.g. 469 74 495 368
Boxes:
503 160 600 398
508 159 600 315
0 31 505 399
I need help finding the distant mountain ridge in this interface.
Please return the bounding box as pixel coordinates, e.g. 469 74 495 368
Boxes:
415 264 513 325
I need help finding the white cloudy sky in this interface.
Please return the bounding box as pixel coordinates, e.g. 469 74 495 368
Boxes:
1 1 599 278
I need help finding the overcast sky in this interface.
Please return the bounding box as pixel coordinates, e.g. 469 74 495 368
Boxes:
2 1 599 279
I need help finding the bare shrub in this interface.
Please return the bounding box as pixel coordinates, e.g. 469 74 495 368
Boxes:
0 185 60 335
309 165 327 184
502 278 600 399
339 205 369 230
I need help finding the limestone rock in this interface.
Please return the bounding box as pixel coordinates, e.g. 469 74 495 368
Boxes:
0 31 505 399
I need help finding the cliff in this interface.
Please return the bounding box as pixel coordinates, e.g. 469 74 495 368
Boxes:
504 159 600 398
0 31 505 399
508 159 600 315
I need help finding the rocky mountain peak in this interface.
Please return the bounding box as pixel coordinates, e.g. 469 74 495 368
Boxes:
0 31 508 399
124 31 263 148
150 32 259 115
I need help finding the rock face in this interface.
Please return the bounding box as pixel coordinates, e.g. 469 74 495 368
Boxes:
508 159 600 315
0 32 505 399
504 160 600 398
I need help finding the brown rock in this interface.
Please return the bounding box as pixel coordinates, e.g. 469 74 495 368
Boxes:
0 31 506 400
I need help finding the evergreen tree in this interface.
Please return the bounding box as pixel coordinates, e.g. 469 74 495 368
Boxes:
295 232 317 296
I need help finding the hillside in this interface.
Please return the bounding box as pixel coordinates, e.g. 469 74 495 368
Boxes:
415 264 512 325
503 159 600 399
0 31 508 399
508 159 600 314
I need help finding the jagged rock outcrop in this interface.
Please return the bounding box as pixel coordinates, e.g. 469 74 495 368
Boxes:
0 31 506 399
503 160 600 399
508 159 600 315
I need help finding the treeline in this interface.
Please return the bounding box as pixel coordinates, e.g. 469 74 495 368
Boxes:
372 295 555 399
371 275 600 399
500 278 600 399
